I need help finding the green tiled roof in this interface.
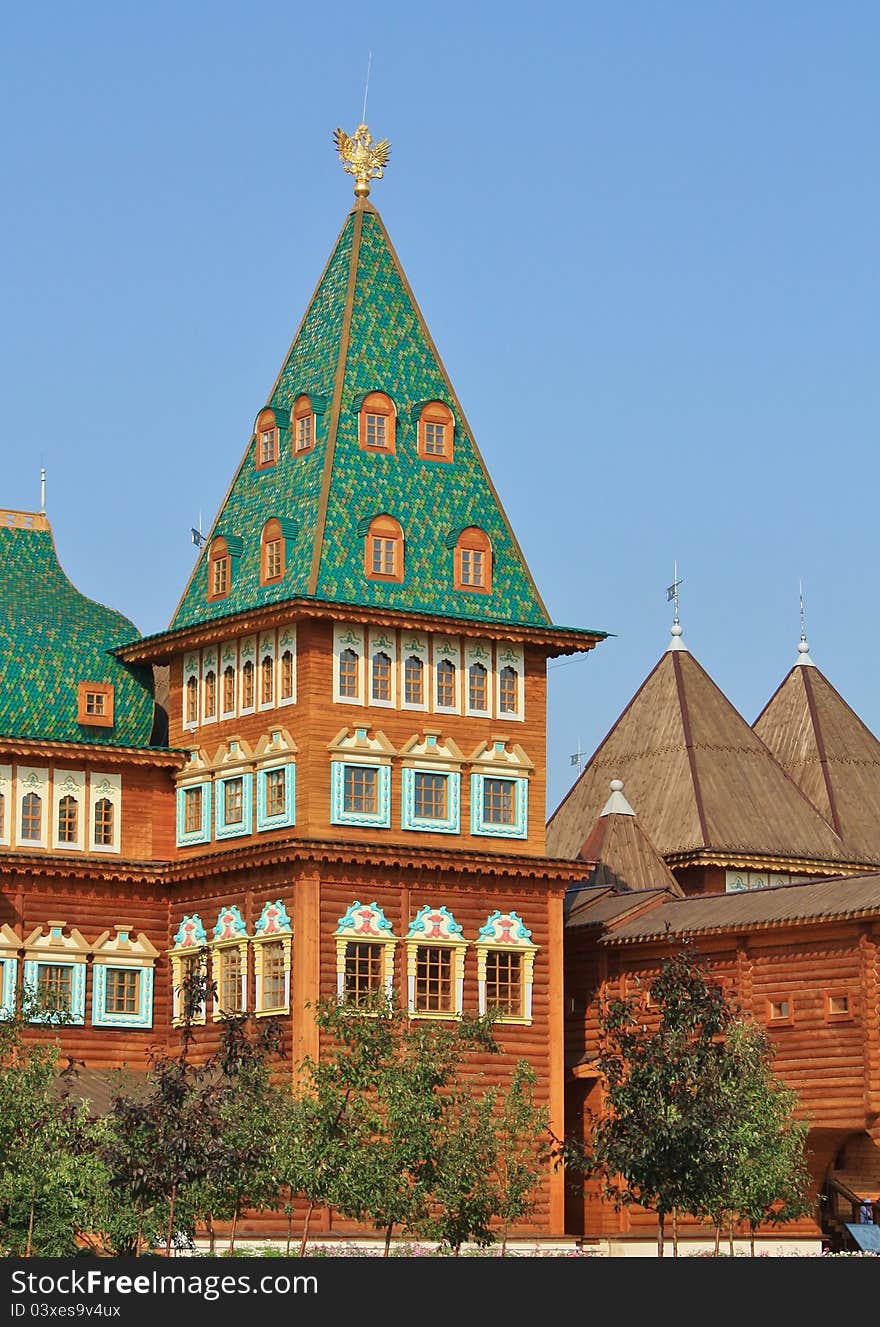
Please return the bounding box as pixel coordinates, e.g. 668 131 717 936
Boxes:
0 522 155 746
171 202 555 632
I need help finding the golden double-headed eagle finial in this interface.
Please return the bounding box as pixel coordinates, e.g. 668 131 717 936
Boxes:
333 123 390 198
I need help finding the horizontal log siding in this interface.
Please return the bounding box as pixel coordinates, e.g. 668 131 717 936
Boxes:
5 876 169 1067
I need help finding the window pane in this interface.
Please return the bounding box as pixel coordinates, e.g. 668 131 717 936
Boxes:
372 651 391 701
57 794 78 843
94 797 114 845
242 660 255 708
468 663 488 711
183 787 203 834
224 779 243 824
261 656 274 704
280 650 294 699
415 946 453 1012
265 768 286 818
204 670 216 718
483 778 515 824
186 676 199 722
499 666 518 714
261 942 286 1009
21 792 42 840
343 766 378 814
414 772 447 820
344 941 383 1006
38 964 72 1010
105 967 140 1015
436 659 455 707
338 648 359 698
485 950 522 1015
404 656 424 705
223 666 236 712
219 949 242 1013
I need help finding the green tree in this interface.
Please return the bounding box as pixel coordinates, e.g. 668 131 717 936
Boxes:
0 990 95 1256
712 1018 812 1254
193 1014 286 1254
488 1061 549 1254
100 958 218 1256
303 996 497 1255
588 945 733 1256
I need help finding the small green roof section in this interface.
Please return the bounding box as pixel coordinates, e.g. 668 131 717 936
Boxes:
0 514 155 747
171 200 558 632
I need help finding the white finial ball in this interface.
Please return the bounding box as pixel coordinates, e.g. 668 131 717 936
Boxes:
670 622 683 637
610 778 624 793
798 638 810 655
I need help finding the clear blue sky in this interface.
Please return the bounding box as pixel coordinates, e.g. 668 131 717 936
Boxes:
2 2 878 814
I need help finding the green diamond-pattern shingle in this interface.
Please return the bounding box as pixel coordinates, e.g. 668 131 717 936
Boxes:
0 525 155 746
171 204 550 632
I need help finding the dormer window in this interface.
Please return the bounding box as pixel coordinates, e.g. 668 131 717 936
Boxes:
255 408 278 470
293 394 315 454
365 514 404 583
359 392 396 454
261 518 285 585
77 682 114 728
418 401 454 462
209 537 230 601
454 527 492 593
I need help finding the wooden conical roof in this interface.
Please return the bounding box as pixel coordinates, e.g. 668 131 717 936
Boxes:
547 645 852 867
754 662 880 866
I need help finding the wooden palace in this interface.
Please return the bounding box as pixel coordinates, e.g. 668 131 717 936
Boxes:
2 126 879 1255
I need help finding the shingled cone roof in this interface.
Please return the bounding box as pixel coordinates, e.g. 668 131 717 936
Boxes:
546 641 853 868
754 658 880 867
168 197 605 646
576 780 683 894
0 515 155 747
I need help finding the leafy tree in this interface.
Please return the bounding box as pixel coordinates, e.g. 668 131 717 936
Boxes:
193 1014 286 1254
421 1083 500 1254
587 944 734 1256
301 996 497 1255
488 1061 549 1254
100 958 218 1255
711 1018 812 1254
0 989 96 1256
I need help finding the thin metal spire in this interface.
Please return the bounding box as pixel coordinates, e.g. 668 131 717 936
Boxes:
796 577 814 665
666 561 686 651
39 467 46 515
362 51 372 124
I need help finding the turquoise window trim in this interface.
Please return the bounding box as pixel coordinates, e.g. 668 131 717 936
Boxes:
0 956 17 1019
470 772 529 839
215 771 253 839
401 767 461 834
92 964 154 1029
330 760 391 828
175 780 212 846
23 958 86 1025
256 762 296 831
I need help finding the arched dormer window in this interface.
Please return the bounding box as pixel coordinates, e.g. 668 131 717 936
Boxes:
418 401 454 462
454 527 492 593
255 408 278 470
261 518 284 585
359 391 396 454
208 536 230 601
293 394 315 454
365 514 404 583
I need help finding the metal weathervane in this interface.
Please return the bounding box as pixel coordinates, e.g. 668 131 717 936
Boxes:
667 561 683 626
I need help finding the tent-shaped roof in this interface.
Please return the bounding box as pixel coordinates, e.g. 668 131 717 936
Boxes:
547 642 852 868
170 197 600 642
754 659 880 867
0 514 155 747
576 780 683 895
